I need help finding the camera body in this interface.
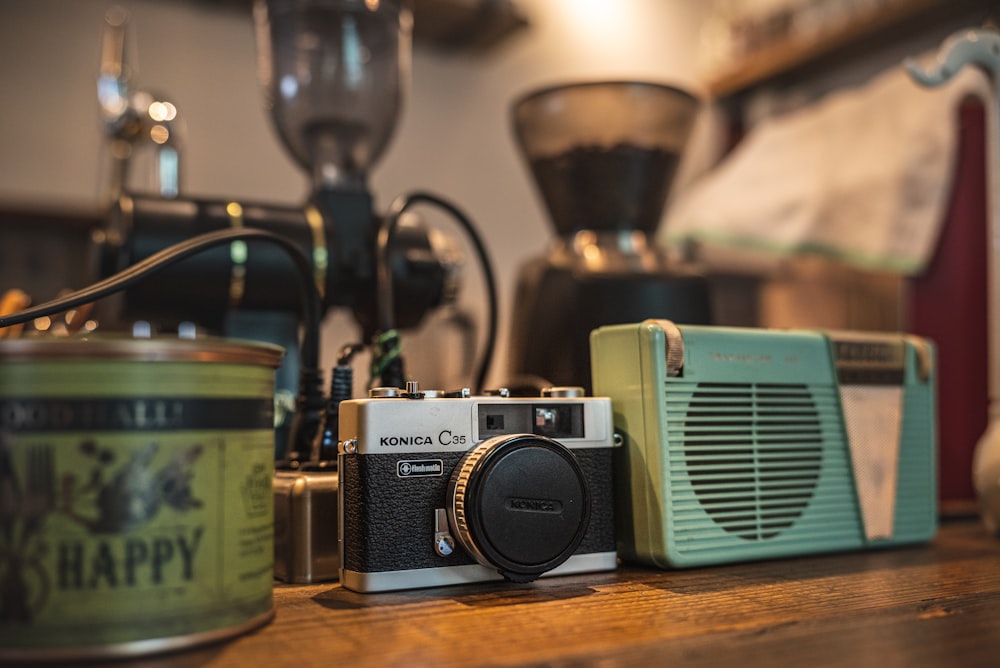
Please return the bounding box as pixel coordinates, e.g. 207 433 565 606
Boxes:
590 319 937 569
337 384 618 593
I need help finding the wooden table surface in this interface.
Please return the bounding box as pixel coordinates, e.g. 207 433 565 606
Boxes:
73 517 1000 667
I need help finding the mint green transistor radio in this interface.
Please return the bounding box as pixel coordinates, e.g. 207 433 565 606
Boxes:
590 320 937 568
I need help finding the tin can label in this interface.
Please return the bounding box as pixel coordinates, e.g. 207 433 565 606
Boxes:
0 360 276 654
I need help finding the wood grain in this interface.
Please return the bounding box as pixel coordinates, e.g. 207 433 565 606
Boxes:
60 520 1000 667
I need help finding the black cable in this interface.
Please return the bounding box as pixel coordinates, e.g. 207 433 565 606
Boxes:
0 228 322 367
0 227 325 456
377 191 498 393
370 329 404 389
307 342 365 466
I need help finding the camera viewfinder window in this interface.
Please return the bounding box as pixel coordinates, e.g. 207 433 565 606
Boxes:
478 405 532 437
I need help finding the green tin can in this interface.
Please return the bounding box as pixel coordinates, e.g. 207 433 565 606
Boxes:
0 336 283 661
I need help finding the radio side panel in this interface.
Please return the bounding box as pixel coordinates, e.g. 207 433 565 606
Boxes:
892 338 938 543
591 322 667 566
590 323 642 562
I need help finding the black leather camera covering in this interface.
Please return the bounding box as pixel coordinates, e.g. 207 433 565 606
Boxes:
341 447 615 574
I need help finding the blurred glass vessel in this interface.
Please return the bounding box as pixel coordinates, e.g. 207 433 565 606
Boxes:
255 0 411 190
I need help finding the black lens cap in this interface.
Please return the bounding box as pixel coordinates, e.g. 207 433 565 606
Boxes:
450 435 590 582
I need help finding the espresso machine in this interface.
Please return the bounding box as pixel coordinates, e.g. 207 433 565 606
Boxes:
507 81 712 391
92 1 485 458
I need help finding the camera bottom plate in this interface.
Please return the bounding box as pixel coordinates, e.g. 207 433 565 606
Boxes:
341 550 617 593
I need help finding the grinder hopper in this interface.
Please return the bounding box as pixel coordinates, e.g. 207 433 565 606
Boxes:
255 0 410 191
508 81 711 391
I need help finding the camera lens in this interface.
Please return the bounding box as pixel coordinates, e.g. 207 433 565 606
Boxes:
447 434 590 582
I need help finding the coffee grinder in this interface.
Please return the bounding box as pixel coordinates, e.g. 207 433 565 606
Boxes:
93 1 489 458
507 81 712 391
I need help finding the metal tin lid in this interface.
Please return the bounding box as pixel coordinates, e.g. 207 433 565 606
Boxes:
0 335 285 367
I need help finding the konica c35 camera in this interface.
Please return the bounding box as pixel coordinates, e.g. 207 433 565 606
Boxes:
590 319 937 569
337 382 619 593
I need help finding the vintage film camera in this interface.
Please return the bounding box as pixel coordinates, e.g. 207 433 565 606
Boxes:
337 383 619 593
590 319 937 568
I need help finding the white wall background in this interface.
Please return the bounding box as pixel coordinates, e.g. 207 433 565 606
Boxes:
0 0 716 385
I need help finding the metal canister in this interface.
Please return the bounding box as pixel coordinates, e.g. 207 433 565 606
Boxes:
0 336 283 661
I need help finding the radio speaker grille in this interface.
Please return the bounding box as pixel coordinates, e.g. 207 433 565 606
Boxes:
681 382 823 541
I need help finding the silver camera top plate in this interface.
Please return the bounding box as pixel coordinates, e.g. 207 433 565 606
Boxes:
338 392 613 456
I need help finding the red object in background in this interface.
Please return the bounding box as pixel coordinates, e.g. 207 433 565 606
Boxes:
907 98 989 506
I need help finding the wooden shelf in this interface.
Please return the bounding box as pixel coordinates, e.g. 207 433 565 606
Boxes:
705 0 995 97
413 0 528 52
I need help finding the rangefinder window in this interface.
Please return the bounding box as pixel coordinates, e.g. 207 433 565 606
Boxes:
532 404 583 438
